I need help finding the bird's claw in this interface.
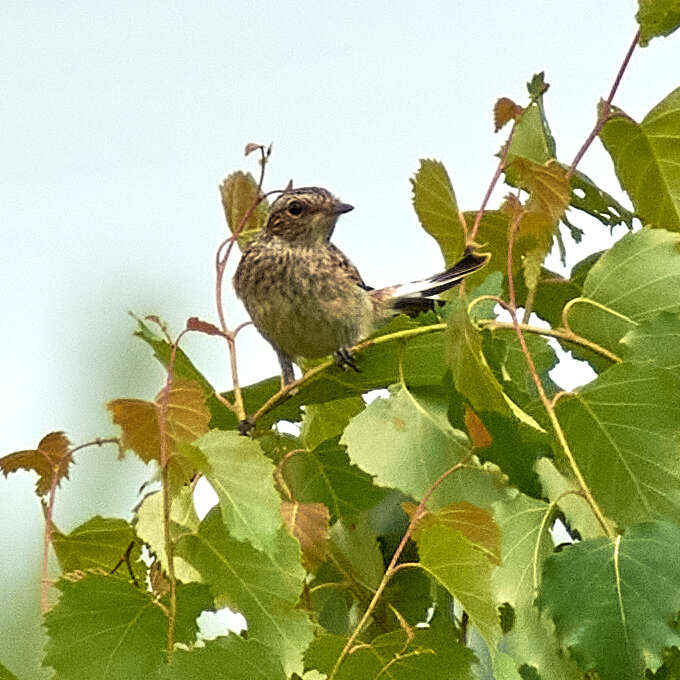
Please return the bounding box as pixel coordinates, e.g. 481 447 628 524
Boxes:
238 417 255 436
333 347 360 373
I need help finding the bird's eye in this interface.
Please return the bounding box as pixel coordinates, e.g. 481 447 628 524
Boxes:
287 200 304 216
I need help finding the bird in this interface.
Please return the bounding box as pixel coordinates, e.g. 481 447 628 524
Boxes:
233 186 489 385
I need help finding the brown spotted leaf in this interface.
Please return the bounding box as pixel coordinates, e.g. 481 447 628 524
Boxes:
404 500 501 565
281 501 330 571
0 431 71 495
464 408 493 449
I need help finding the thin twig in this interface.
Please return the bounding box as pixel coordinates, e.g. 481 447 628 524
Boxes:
505 212 613 539
568 29 640 176
328 458 469 679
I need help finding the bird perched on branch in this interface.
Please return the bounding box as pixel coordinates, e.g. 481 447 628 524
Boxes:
233 187 489 384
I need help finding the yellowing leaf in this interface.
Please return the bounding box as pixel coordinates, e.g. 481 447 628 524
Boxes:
494 97 524 132
0 431 71 495
107 379 210 465
404 500 501 564
281 501 330 571
219 171 270 247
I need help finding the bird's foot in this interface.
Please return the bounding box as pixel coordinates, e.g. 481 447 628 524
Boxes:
333 347 360 373
237 417 255 436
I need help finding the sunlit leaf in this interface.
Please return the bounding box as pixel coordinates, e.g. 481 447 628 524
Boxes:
555 361 680 528
0 431 71 496
186 430 282 554
600 88 680 229
621 311 680 379
636 0 680 45
175 508 312 675
566 228 680 358
539 520 680 679
300 396 364 450
418 524 502 647
411 159 465 266
341 384 470 501
219 171 269 247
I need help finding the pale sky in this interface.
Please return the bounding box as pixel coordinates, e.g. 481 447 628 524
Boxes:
1 1 678 673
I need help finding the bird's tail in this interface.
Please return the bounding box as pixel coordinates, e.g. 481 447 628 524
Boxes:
382 249 491 315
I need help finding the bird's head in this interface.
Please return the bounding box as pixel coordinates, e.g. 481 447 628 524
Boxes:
264 187 353 245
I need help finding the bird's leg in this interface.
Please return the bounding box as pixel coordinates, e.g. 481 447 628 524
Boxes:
333 346 360 373
277 349 296 386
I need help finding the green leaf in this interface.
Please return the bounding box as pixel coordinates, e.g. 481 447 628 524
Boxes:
418 523 502 647
300 396 364 450
219 170 269 248
506 101 555 167
600 88 680 229
539 520 680 679
555 361 680 528
411 159 464 267
446 297 510 415
329 516 384 591
175 508 313 675
621 311 680 378
535 458 609 540
282 437 388 522
162 635 286 680
188 430 282 554
566 228 680 358
51 516 145 583
305 618 477 680
492 491 582 680
134 487 201 583
0 662 19 680
341 384 469 501
636 0 680 45
568 168 635 230
43 574 211 680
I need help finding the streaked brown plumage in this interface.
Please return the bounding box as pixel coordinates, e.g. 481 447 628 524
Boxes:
233 187 489 384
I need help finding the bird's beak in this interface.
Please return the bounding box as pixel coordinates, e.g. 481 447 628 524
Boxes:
333 202 354 215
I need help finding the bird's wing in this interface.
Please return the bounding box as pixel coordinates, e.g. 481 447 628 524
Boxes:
327 243 373 291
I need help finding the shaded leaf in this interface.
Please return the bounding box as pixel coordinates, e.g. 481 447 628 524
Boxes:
281 437 389 522
341 384 470 501
43 574 211 680
305 617 477 680
555 361 680 528
162 634 286 680
281 501 330 571
300 396 364 450
411 159 465 267
0 663 18 680
51 516 145 583
186 430 282 554
539 520 680 680
600 88 680 229
328 516 383 591
569 168 634 230
175 508 312 675
0 431 70 495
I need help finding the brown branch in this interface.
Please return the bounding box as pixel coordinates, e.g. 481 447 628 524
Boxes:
568 29 640 176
